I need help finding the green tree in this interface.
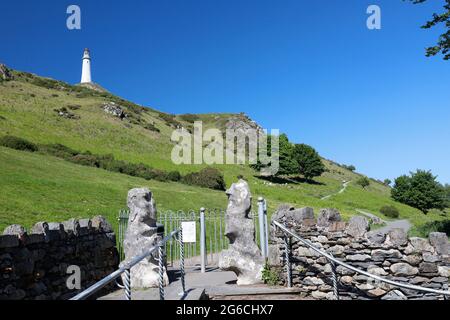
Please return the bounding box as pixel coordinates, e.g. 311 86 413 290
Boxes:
276 134 297 176
405 0 450 60
384 179 392 186
356 176 371 189
444 183 450 207
392 170 446 213
344 164 356 172
292 144 325 181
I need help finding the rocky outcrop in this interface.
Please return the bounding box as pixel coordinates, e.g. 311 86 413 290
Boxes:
54 107 80 120
269 207 450 300
102 102 127 119
0 64 13 81
219 180 264 285
121 188 168 288
0 216 118 300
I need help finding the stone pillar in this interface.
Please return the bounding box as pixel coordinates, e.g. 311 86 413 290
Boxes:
218 180 264 285
121 188 169 288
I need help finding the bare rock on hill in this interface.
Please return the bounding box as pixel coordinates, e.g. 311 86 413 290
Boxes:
103 102 127 120
0 64 13 81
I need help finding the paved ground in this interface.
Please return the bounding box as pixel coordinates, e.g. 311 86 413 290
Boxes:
98 267 302 300
356 209 412 234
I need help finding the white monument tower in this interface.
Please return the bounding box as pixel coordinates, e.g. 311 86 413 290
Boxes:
80 48 92 83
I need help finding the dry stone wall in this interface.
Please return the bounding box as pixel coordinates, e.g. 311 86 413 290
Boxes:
0 216 119 300
269 207 450 300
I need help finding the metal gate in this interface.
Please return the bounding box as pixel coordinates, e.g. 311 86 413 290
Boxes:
117 208 264 266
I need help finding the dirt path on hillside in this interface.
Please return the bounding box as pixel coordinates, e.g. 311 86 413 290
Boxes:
321 180 351 200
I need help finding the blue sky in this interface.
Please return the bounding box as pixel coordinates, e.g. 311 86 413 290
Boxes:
1 0 449 183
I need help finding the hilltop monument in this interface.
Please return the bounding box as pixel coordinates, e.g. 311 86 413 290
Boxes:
80 48 92 84
78 48 107 92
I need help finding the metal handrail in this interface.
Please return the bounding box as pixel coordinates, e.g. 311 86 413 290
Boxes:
273 220 450 298
70 229 183 301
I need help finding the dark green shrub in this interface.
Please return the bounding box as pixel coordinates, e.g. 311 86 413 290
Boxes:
416 220 450 237
69 154 101 168
39 143 79 159
144 123 160 133
149 169 169 182
167 171 182 182
343 164 356 172
380 205 400 219
158 113 182 128
0 135 38 152
182 167 226 190
31 77 64 90
179 114 200 122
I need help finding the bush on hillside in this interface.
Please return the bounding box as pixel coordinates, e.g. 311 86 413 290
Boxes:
356 176 371 189
380 205 400 219
69 154 101 168
182 167 226 190
1 136 224 190
343 164 356 172
179 114 200 123
31 77 65 90
144 123 160 133
416 220 450 237
158 113 182 128
0 135 38 152
167 171 182 182
39 143 79 159
149 169 170 182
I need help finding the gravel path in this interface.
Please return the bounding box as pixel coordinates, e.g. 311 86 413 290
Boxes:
356 209 412 234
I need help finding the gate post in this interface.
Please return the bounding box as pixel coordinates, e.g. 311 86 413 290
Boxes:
200 207 207 273
263 199 269 258
257 197 267 260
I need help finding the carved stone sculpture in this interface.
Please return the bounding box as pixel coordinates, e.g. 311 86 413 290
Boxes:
121 188 168 288
218 180 264 285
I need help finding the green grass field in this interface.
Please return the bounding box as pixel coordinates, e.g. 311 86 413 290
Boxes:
0 71 448 237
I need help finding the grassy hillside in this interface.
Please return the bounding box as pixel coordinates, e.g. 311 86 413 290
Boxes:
0 146 227 231
0 69 448 236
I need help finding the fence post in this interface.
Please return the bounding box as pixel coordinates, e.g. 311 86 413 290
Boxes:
178 229 186 296
200 207 207 273
258 197 267 259
263 199 269 258
284 235 292 288
124 268 131 300
158 245 165 301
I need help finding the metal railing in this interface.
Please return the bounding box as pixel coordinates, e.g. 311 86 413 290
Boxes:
273 220 450 300
70 229 185 301
117 208 267 266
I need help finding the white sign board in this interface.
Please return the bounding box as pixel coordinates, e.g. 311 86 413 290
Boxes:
181 221 196 243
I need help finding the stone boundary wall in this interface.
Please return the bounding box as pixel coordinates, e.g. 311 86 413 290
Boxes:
0 216 119 300
268 206 450 300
